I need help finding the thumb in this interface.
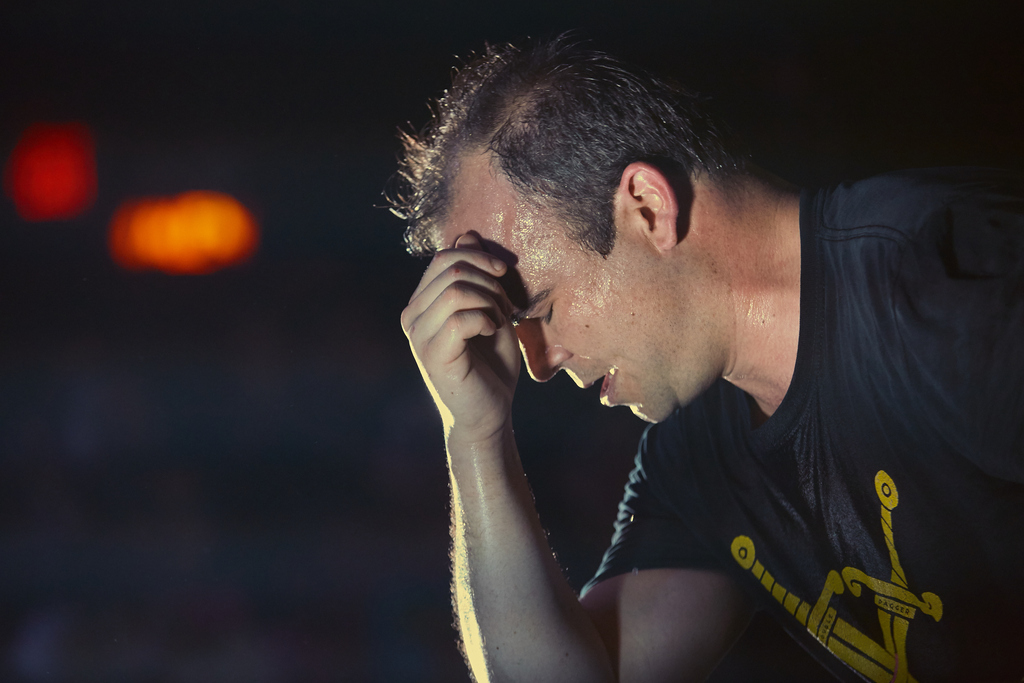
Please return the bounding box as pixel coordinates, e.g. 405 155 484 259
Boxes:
455 231 482 248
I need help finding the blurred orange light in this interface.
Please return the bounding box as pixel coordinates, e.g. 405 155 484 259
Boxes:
3 122 98 221
109 191 259 274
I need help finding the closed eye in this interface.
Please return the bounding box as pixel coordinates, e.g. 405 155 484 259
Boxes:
508 307 552 327
509 287 553 327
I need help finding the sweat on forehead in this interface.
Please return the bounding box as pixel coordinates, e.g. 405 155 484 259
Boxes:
447 152 568 239
441 152 590 308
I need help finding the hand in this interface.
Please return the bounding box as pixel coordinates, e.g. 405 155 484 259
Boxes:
401 232 521 446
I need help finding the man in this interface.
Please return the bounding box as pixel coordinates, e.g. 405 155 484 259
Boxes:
395 37 1024 682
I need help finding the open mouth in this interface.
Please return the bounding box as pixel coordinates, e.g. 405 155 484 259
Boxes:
599 367 618 405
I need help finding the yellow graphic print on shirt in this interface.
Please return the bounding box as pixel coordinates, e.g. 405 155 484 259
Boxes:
730 470 942 683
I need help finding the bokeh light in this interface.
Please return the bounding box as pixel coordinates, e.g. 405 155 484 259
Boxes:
109 191 259 274
3 122 98 221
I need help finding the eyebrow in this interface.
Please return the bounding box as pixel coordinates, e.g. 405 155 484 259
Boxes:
509 287 552 326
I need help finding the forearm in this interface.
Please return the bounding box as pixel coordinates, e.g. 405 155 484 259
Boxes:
448 425 615 683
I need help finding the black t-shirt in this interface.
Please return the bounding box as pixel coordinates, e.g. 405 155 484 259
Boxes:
584 168 1024 682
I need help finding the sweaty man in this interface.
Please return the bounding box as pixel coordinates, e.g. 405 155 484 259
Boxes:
395 38 1024 682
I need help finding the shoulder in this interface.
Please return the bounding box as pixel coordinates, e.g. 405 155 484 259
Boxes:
816 167 1024 247
817 169 1024 481
808 167 1024 313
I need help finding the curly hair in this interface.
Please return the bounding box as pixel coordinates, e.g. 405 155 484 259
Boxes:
390 35 744 257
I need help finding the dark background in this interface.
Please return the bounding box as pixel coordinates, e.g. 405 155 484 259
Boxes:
0 1 1021 680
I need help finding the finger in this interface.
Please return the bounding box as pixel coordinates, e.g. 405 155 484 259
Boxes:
454 231 482 249
409 237 507 301
410 247 506 303
405 280 506 346
424 308 501 367
491 308 522 365
404 262 511 331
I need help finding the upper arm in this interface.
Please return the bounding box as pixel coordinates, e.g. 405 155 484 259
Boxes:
580 568 754 683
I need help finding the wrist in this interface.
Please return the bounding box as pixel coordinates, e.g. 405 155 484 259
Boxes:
446 421 524 503
445 420 516 463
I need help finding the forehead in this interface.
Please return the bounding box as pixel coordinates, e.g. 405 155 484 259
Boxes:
444 152 521 247
444 153 623 324
444 152 578 283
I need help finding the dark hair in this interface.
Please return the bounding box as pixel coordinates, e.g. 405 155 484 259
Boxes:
390 35 743 256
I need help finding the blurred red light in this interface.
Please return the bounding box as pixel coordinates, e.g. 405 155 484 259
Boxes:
3 122 98 221
109 191 259 275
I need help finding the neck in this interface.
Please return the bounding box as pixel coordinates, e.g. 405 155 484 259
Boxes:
702 171 802 417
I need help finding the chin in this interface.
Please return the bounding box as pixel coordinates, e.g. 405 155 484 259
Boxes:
629 403 671 424
616 387 678 423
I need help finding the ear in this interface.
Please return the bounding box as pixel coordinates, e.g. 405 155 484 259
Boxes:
614 162 680 253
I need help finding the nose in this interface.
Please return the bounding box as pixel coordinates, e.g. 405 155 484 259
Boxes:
514 318 572 382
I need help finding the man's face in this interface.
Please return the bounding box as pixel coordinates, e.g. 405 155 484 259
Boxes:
442 152 723 423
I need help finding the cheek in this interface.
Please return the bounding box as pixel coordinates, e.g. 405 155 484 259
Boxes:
565 267 615 320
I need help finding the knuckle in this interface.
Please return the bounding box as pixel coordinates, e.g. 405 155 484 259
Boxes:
442 284 466 306
427 252 450 273
444 314 463 335
435 248 459 263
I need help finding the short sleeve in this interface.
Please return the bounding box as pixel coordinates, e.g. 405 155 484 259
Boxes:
580 426 720 597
